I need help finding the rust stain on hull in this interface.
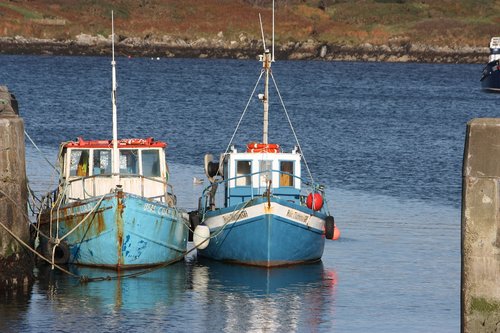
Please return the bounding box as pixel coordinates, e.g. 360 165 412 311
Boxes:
116 190 124 269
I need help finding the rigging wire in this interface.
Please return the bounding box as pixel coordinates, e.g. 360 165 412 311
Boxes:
24 130 58 173
270 72 315 185
223 70 265 156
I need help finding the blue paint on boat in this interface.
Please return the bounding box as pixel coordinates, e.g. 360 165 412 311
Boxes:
41 190 188 268
198 196 327 266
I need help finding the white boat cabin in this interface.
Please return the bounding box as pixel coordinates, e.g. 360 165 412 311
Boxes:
60 137 170 203
489 37 500 62
221 144 302 207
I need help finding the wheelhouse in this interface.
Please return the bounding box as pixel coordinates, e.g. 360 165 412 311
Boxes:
489 37 500 62
221 147 302 207
59 137 171 203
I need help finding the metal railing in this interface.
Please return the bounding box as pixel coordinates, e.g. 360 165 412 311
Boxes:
42 173 177 209
200 169 325 212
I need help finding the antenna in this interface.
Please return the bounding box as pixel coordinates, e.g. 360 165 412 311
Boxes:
259 13 267 52
111 11 119 177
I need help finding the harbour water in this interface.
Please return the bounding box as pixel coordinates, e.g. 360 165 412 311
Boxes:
1 55 498 332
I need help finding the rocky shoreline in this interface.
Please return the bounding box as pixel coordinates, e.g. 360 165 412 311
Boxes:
0 34 489 64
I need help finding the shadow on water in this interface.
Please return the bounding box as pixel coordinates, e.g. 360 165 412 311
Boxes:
0 285 33 333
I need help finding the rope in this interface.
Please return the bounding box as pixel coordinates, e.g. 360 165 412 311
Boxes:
223 70 265 156
97 199 255 283
0 188 50 241
24 130 58 173
0 184 204 284
82 208 208 283
270 72 315 185
82 238 193 283
0 219 78 278
57 193 107 242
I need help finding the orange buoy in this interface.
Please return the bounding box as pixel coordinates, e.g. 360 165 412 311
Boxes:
332 226 340 240
306 192 323 211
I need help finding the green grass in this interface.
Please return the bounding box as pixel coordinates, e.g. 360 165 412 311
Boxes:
0 2 43 19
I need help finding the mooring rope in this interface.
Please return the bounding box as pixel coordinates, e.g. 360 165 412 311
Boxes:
85 199 253 283
24 130 58 172
0 219 79 278
0 187 192 282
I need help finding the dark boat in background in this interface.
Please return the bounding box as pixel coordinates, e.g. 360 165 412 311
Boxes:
481 37 500 92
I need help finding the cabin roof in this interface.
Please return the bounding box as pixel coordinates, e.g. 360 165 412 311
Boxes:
64 137 167 149
490 37 500 49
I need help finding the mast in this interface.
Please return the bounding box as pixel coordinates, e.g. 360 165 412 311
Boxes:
111 11 119 177
262 49 270 144
259 5 273 145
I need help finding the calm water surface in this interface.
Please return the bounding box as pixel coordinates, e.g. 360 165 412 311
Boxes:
1 55 499 332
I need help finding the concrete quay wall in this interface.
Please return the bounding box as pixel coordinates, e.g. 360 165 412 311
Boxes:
462 118 500 332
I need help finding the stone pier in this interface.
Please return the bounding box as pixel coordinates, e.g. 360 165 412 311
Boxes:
462 118 500 332
0 86 33 293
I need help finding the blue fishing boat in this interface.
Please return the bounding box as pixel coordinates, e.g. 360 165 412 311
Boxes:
38 13 188 269
481 37 500 92
191 5 337 267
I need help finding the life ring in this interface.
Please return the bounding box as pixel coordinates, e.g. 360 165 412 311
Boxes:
246 142 280 153
123 138 146 145
45 240 70 265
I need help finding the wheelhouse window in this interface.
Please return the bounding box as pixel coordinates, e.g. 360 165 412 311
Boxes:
259 160 272 187
279 161 294 187
142 150 161 177
119 149 138 174
93 149 111 175
236 160 252 186
69 149 89 177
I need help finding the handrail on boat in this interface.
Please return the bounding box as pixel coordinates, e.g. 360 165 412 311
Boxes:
54 173 176 205
200 169 326 212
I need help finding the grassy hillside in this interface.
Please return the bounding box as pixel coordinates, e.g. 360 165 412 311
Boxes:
0 0 499 47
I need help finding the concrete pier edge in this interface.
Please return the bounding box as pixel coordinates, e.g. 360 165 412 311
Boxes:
462 118 500 332
0 86 34 294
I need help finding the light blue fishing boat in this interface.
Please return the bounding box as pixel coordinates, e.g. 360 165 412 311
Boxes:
191 4 336 267
38 13 188 269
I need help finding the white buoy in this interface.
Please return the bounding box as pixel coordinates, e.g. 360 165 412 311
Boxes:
193 225 210 250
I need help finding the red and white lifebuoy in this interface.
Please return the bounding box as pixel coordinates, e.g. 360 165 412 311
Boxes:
246 142 280 153
123 138 147 145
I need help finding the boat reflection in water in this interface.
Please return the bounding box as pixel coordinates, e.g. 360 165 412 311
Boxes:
35 262 188 312
11 258 336 332
191 258 337 332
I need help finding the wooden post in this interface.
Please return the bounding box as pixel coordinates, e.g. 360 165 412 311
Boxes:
0 86 33 292
462 118 500 332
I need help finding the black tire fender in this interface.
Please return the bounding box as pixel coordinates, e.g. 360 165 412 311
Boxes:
45 240 70 264
325 216 335 240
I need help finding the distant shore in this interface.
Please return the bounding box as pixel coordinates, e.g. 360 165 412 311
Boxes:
0 34 489 64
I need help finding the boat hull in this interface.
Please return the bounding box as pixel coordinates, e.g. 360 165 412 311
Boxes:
481 60 500 92
198 198 326 267
40 191 188 269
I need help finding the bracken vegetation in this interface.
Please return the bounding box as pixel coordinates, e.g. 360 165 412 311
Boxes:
0 0 499 47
